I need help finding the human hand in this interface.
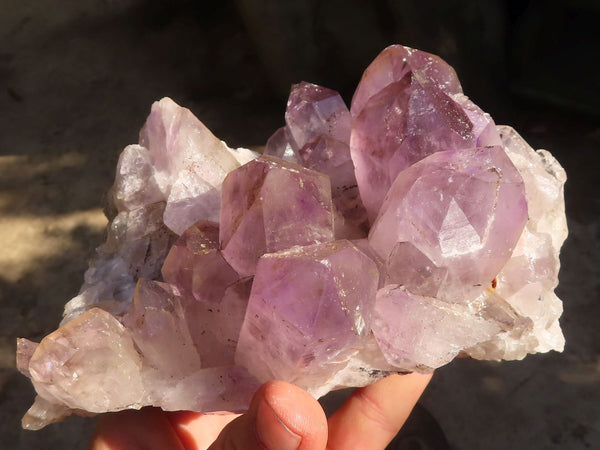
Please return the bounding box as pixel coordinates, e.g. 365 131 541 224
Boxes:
89 372 432 450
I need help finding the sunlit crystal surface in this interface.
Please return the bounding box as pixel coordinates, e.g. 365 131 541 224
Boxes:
235 240 378 397
139 97 258 234
285 81 351 150
122 279 201 377
161 221 238 303
369 146 528 303
372 286 502 370
350 45 501 222
220 155 334 276
28 308 144 413
266 82 368 235
17 44 567 430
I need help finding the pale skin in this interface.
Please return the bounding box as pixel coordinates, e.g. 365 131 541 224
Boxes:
89 372 432 450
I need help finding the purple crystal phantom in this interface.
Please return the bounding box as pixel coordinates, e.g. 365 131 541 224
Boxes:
17 44 567 430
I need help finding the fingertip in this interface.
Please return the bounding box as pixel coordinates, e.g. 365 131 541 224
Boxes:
210 381 328 450
260 380 328 449
327 372 433 449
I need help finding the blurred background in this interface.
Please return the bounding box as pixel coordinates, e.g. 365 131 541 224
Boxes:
1 1 598 448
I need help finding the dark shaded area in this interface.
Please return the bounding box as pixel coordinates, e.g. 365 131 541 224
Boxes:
388 403 450 450
1 0 598 448
0 222 104 448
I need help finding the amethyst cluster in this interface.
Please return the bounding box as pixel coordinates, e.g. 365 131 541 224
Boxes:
17 45 567 429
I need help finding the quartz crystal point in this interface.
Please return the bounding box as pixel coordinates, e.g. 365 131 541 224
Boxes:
220 155 334 276
369 145 528 303
139 97 257 234
28 308 145 413
350 45 501 222
264 126 298 163
235 240 379 397
284 81 351 150
17 45 568 430
122 279 202 378
265 82 368 236
179 278 252 368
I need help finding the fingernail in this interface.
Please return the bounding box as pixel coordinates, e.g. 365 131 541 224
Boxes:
256 398 302 450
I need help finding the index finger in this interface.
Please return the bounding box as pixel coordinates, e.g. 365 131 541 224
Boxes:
326 372 433 449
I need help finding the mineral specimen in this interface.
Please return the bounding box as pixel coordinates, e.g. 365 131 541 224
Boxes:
17 45 567 430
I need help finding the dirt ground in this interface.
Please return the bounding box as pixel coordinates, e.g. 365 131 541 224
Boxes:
1 2 599 449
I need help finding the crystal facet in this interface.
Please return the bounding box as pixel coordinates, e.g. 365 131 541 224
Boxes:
161 221 238 304
235 240 378 397
372 286 502 370
220 155 334 276
368 145 528 303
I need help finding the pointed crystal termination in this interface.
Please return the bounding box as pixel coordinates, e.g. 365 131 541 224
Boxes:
264 126 299 163
285 81 351 150
139 97 257 234
350 45 501 222
119 278 256 410
161 221 239 304
220 155 334 276
22 396 71 431
28 308 144 413
111 144 164 212
62 97 257 325
16 338 38 378
372 286 502 371
369 146 528 303
274 82 368 234
235 240 379 397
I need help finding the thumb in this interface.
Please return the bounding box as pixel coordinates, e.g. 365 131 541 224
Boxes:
208 380 328 450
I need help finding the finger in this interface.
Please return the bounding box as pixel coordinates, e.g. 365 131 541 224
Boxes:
326 372 432 450
89 407 185 450
209 380 328 450
167 411 240 450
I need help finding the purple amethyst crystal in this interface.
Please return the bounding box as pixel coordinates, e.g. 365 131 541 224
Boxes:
368 145 528 303
17 44 567 430
350 45 501 222
161 221 238 304
235 240 378 397
266 81 368 235
220 155 334 276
